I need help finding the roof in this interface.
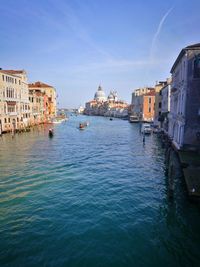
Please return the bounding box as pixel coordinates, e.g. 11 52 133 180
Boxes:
0 69 25 76
144 91 155 96
28 81 54 88
171 43 200 73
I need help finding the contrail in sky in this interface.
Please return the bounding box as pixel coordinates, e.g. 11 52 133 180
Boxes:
150 7 173 60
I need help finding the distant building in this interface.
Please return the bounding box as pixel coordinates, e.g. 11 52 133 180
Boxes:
154 81 168 126
77 105 84 114
107 90 118 102
28 81 57 119
142 91 156 122
168 43 200 150
85 85 128 118
160 82 171 133
0 69 30 132
28 88 48 125
94 85 107 102
131 87 154 121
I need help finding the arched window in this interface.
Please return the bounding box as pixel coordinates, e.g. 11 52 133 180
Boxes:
194 54 200 78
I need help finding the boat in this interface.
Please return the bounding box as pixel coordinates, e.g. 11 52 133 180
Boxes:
49 128 54 137
141 123 151 134
79 123 85 130
129 115 139 123
110 117 113 121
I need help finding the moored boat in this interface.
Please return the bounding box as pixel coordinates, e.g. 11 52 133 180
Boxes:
129 115 139 123
141 123 151 134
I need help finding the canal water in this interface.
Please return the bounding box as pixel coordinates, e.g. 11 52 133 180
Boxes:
0 115 200 267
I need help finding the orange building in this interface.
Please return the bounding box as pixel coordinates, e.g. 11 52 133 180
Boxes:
142 91 155 122
28 82 57 119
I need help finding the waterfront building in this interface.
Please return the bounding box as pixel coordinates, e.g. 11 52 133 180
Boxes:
28 81 57 119
28 88 48 125
131 87 154 121
84 85 128 118
94 85 107 102
107 90 118 102
142 91 155 122
104 100 128 118
160 82 171 133
84 100 98 115
77 105 84 114
168 43 200 150
153 81 168 126
0 69 30 132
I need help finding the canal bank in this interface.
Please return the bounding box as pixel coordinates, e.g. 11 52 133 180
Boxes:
0 115 200 267
158 132 200 201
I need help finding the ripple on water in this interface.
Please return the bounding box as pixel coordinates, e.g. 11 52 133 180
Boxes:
0 116 200 267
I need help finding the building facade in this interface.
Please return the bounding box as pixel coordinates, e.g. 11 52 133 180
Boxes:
84 85 128 118
168 43 200 150
153 81 168 126
131 87 154 120
0 69 30 132
28 81 57 119
142 91 155 122
131 87 155 121
160 83 171 133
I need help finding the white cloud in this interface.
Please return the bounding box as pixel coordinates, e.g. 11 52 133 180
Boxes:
150 7 173 61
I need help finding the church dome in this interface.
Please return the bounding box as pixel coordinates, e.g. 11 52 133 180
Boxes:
94 85 106 102
108 91 114 101
108 90 118 102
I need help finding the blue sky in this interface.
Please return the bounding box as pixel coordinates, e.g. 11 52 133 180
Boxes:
1 0 200 108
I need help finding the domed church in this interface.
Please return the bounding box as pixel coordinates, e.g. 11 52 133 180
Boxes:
94 85 107 102
108 90 118 102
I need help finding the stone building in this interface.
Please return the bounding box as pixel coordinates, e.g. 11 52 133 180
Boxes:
168 43 200 150
84 85 128 118
0 69 30 132
94 85 107 103
153 81 168 126
160 82 171 133
131 87 154 121
28 88 48 125
142 91 156 122
28 81 57 119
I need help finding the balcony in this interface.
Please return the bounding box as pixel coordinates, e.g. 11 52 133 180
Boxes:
8 112 18 116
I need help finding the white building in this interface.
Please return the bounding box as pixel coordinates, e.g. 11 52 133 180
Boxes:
0 69 30 132
94 85 107 102
168 43 200 150
161 84 171 114
160 83 171 133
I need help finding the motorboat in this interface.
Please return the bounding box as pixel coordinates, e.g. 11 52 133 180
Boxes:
129 115 139 123
141 123 151 134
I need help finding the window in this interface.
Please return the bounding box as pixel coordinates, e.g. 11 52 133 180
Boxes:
149 107 151 113
194 54 200 78
149 97 151 104
159 102 162 108
2 75 4 81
